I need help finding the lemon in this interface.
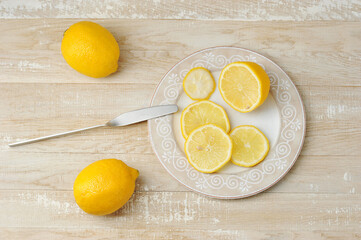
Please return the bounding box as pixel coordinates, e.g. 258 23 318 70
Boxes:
185 124 233 173
61 21 120 78
181 100 230 139
73 159 138 215
183 67 215 100
219 62 270 113
230 125 269 167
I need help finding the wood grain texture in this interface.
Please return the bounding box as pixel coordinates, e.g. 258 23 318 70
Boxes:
1 83 360 156
0 151 360 195
0 20 360 86
0 1 361 239
1 228 360 240
0 0 360 21
0 191 360 232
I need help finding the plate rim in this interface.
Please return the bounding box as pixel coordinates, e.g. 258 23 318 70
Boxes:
148 46 306 199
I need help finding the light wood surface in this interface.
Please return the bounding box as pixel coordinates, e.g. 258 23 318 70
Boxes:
0 1 360 239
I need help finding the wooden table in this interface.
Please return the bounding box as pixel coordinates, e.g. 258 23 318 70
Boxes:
0 1 360 239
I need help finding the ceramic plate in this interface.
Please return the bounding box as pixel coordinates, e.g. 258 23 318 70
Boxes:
148 47 305 199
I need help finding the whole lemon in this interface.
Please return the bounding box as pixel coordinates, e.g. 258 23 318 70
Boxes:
61 21 120 78
73 159 138 215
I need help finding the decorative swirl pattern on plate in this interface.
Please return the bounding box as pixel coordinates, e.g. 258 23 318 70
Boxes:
247 169 264 184
173 156 188 171
209 175 225 189
155 117 172 137
187 168 200 180
226 176 240 189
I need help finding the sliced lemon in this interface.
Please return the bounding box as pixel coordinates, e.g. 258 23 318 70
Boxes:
230 125 270 167
181 100 230 139
219 62 270 113
185 124 233 173
183 67 215 100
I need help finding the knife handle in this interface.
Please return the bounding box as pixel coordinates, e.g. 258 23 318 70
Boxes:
8 124 105 147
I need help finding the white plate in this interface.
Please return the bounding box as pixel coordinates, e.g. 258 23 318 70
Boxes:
148 47 305 199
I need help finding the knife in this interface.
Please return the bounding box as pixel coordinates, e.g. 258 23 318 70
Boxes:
9 104 178 147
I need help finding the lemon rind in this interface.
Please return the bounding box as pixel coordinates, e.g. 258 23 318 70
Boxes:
184 124 233 173
219 62 269 113
183 67 216 101
180 100 231 139
229 125 270 167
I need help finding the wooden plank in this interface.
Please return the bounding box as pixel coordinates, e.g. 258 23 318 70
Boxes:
1 228 360 240
0 83 154 119
0 152 183 192
0 120 153 154
1 116 361 157
0 83 360 121
0 191 359 232
0 83 360 156
0 151 359 195
0 0 360 21
0 20 360 86
272 155 360 194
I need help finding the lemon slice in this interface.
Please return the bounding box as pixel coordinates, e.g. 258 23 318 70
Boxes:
219 62 270 113
230 125 270 167
185 124 233 173
181 100 230 139
183 67 215 100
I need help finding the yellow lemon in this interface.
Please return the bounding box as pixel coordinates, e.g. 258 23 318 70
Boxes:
183 67 215 100
185 124 233 173
230 125 270 167
61 21 120 78
219 62 270 113
73 159 138 215
181 100 230 139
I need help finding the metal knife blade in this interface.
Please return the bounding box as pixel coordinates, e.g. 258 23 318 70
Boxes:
106 104 178 127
